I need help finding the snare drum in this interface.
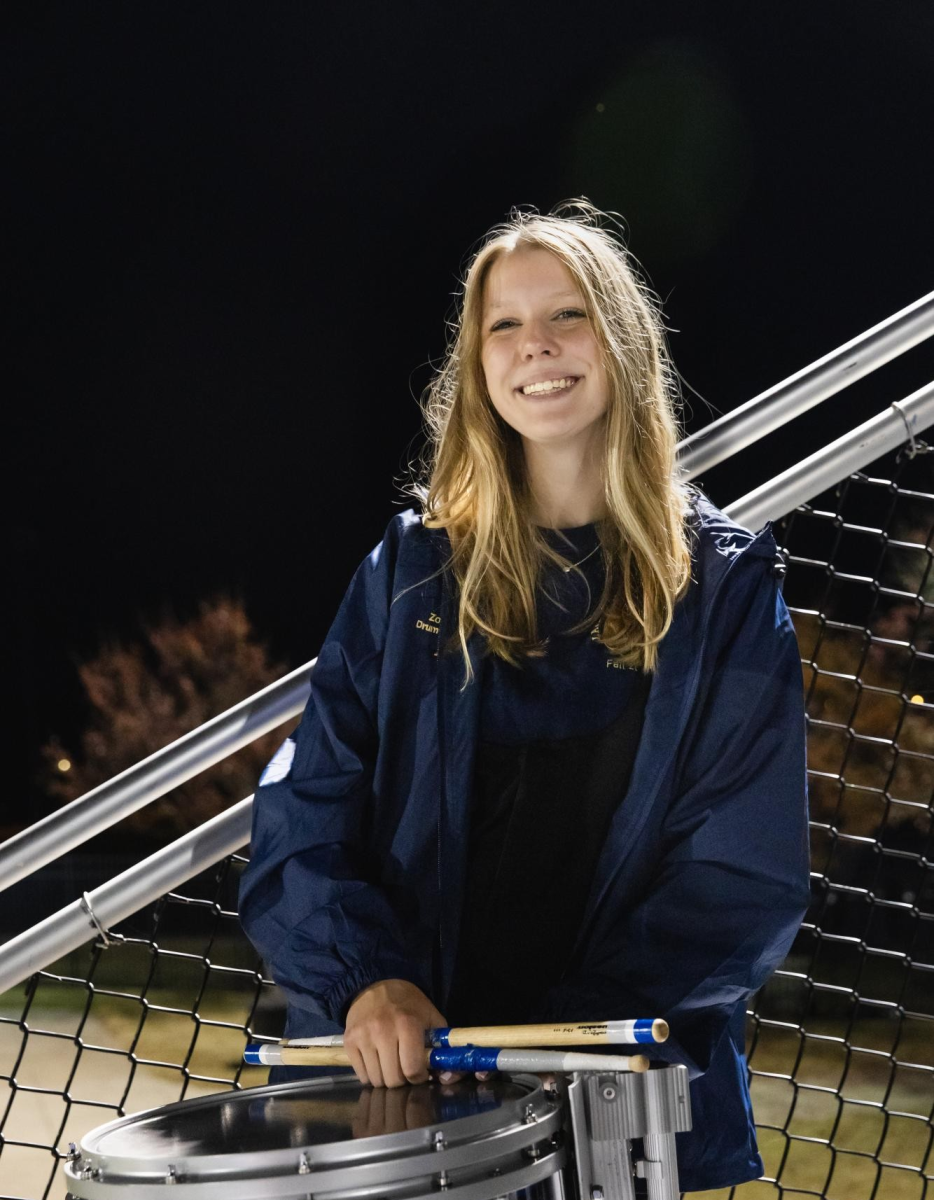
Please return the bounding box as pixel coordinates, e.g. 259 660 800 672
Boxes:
64 1072 566 1200
64 1065 690 1200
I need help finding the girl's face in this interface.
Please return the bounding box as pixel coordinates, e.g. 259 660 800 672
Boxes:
479 247 609 450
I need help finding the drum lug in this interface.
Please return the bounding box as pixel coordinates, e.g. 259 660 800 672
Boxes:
524 1145 542 1162
437 1169 450 1189
523 1102 536 1124
433 1130 446 1151
298 1152 312 1174
165 1164 178 1184
66 1142 80 1162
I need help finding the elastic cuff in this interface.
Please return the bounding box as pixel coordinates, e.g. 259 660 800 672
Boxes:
324 961 433 1026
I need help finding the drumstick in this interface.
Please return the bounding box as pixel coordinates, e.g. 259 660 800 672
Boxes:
283 1019 668 1049
243 1043 650 1073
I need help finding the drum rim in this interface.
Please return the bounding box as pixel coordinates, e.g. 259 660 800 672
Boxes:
68 1071 557 1182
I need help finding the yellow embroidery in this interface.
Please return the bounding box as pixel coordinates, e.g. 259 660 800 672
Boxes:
416 612 441 635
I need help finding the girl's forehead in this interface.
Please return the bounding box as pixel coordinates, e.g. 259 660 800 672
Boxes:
483 248 581 310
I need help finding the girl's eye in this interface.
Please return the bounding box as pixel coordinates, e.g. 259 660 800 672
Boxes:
489 309 584 333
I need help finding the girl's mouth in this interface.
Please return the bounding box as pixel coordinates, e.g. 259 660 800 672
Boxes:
516 376 580 399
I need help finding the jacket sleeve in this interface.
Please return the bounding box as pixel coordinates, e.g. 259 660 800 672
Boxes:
545 553 811 1078
238 516 436 1024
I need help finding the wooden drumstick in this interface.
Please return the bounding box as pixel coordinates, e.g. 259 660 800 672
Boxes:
283 1019 668 1050
244 1044 650 1072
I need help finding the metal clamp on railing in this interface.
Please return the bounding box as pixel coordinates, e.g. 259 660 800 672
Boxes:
78 892 122 950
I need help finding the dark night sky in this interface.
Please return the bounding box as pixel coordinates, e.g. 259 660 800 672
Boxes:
4 1 934 815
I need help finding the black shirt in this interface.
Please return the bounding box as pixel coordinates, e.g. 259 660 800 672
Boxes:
446 525 650 1025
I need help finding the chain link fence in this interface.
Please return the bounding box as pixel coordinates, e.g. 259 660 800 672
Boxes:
0 440 931 1200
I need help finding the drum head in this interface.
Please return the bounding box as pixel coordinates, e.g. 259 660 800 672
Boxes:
65 1072 565 1198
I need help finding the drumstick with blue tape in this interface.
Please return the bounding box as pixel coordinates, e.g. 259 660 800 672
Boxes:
244 1043 650 1072
281 1019 667 1050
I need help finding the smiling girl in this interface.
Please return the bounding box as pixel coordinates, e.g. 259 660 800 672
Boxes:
240 201 810 1193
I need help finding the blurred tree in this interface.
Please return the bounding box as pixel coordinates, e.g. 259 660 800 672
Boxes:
40 598 293 841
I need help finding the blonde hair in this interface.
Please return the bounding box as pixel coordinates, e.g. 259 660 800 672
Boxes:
404 200 692 688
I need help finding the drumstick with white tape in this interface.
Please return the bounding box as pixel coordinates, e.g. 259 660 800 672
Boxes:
282 1018 668 1050
244 1043 650 1072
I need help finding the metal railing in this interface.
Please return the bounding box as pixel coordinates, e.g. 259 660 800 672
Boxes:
1 432 930 1200
0 663 313 895
1 387 932 998
1 290 932 899
677 289 934 479
726 383 934 529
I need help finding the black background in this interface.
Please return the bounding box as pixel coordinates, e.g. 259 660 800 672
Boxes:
4 1 934 817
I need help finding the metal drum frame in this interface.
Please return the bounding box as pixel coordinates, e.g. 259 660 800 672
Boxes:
63 1071 565 1200
64 1066 690 1200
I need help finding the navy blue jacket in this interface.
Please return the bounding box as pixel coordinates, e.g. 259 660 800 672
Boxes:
240 492 811 1192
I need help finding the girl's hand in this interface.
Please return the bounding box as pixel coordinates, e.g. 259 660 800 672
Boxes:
344 979 447 1088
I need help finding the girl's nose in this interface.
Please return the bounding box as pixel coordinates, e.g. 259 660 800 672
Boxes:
520 321 559 358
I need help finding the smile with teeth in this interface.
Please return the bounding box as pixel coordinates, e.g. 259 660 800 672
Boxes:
519 376 580 396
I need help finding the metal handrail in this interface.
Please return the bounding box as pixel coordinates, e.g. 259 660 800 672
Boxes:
1 292 931 895
678 290 934 479
1 392 930 997
0 662 314 895
0 800 253 996
726 384 934 529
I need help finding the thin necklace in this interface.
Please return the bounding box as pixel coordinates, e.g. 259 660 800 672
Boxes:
562 541 601 572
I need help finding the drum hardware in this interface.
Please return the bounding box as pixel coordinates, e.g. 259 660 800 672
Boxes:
565 1066 691 1200
63 1065 689 1200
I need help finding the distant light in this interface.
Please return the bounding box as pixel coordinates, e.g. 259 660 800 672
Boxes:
909 694 925 705
595 102 605 113
57 758 71 772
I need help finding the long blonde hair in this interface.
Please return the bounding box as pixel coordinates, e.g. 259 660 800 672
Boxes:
404 200 692 687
